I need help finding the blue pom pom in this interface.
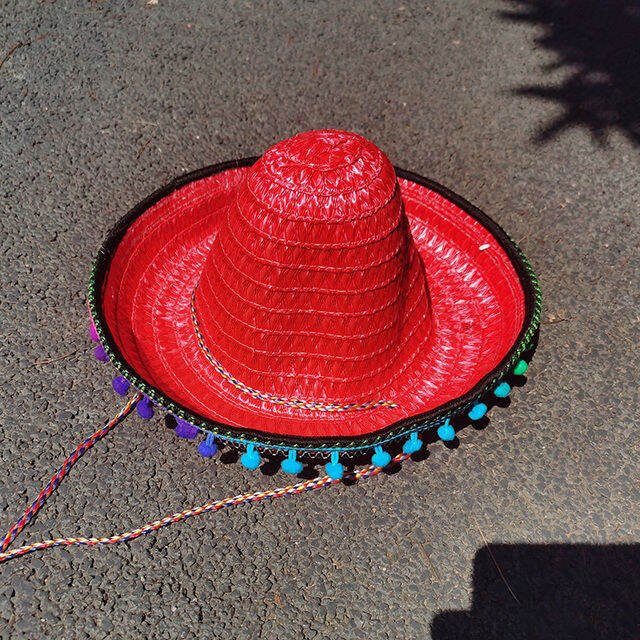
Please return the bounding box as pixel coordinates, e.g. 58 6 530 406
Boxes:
241 444 261 470
112 376 130 396
494 381 511 398
403 432 423 455
198 432 218 458
371 446 391 468
137 396 154 420
281 450 303 474
437 420 455 441
468 402 488 420
325 451 344 480
175 419 199 439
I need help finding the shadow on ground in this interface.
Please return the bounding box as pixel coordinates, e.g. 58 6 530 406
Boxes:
431 544 640 638
501 0 640 145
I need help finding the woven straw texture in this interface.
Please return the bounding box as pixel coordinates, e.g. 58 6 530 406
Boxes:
97 130 528 442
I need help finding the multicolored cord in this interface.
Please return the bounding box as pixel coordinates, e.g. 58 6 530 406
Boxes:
0 393 142 558
0 394 409 564
190 288 398 413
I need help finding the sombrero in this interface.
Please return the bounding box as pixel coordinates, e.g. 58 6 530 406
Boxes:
1 130 540 562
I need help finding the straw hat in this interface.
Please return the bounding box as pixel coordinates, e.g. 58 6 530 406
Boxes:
0 129 541 564
89 129 540 478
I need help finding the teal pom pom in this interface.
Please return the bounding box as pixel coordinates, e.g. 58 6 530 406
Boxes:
241 444 261 470
281 450 303 474
403 432 423 454
494 381 511 398
437 420 455 441
325 452 344 480
371 445 391 468
468 402 488 420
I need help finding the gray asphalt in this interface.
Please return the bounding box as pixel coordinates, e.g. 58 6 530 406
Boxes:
1 1 638 638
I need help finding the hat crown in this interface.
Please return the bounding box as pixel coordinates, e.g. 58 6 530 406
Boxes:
194 130 432 405
251 129 391 213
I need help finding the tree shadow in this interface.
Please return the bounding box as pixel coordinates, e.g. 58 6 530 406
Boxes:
500 0 640 145
432 544 640 638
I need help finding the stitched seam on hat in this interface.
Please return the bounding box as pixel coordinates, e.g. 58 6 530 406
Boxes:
192 280 427 364
202 246 420 317
224 206 407 273
189 291 399 413
193 277 430 390
237 184 403 248
258 149 385 200
405 191 523 353
244 163 394 221
128 211 221 393
111 184 225 355
215 228 418 295
190 271 415 340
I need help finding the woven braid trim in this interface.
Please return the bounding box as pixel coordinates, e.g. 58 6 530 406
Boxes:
0 395 410 564
88 159 542 455
190 287 398 412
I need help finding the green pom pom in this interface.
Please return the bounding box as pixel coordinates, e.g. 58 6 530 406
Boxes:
514 359 529 376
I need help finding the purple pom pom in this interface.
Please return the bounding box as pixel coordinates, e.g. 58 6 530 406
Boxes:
175 419 199 439
112 376 130 396
90 323 99 342
198 433 218 457
137 397 154 420
94 345 109 362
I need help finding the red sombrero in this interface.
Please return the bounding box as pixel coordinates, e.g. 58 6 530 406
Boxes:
89 129 541 476
1 129 541 564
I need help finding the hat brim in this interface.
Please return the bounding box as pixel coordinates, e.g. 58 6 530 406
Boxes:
89 158 540 455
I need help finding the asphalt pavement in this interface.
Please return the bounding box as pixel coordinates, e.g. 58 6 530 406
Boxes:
1 1 638 638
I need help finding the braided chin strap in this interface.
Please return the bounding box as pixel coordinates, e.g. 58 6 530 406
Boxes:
0 394 409 564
